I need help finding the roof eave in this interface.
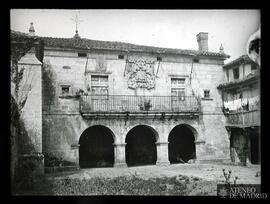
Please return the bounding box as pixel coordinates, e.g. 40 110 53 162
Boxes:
217 74 259 90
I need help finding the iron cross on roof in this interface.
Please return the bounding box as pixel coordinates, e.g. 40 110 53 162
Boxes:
71 13 83 36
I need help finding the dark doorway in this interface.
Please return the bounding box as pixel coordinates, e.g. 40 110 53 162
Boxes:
250 128 260 164
79 125 114 168
168 125 196 163
125 125 157 167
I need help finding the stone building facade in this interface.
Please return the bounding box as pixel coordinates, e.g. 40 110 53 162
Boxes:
218 55 260 165
38 29 232 168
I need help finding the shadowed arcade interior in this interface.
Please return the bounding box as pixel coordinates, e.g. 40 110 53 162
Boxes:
79 125 114 168
168 125 196 163
229 127 260 165
125 125 157 167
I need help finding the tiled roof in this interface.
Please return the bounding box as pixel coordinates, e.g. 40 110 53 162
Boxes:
38 35 229 58
223 55 254 69
11 30 39 41
217 71 259 90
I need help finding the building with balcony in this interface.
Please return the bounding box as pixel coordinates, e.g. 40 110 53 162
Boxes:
217 55 260 165
14 23 233 169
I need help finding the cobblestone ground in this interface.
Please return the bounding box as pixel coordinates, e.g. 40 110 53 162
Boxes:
49 163 261 184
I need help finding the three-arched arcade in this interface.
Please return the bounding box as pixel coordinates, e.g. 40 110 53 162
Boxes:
78 123 198 168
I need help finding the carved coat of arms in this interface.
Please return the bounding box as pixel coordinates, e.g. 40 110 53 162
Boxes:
126 58 155 89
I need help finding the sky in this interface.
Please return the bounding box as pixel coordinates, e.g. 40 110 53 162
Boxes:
10 9 260 63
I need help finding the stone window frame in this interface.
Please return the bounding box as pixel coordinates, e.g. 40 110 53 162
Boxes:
62 65 71 69
88 73 110 95
201 89 213 101
169 75 188 101
58 83 74 98
169 75 188 86
85 71 112 93
118 54 124 59
203 89 210 98
78 52 87 57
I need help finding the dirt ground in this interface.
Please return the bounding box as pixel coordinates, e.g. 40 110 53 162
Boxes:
13 163 260 196
49 163 261 184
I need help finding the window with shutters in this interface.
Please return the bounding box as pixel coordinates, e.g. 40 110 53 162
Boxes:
90 75 109 111
171 78 186 110
91 75 109 95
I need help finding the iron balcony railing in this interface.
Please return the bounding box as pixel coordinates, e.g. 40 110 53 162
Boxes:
79 95 201 113
225 109 260 127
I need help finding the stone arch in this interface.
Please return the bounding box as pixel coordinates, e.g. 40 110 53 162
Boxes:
125 125 158 167
79 125 115 168
167 123 198 142
168 124 197 163
124 124 159 142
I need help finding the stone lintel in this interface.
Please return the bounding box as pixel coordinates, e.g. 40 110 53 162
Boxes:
71 144 80 149
155 142 169 145
194 140 206 144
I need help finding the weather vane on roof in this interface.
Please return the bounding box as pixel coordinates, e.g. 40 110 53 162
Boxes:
71 12 83 38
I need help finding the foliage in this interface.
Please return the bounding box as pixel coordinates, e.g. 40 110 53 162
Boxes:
222 168 238 187
11 34 38 95
44 152 76 167
15 154 44 190
10 33 40 135
138 100 152 111
42 62 57 107
13 174 219 196
44 152 64 167
41 175 189 195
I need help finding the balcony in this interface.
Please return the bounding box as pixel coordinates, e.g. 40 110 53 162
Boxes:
79 95 201 117
225 109 260 127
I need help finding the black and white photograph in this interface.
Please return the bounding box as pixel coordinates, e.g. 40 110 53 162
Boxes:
10 9 262 197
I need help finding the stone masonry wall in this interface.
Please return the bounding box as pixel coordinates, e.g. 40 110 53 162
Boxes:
18 51 44 174
42 49 230 165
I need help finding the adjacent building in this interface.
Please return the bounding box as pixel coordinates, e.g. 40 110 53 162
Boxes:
217 55 260 165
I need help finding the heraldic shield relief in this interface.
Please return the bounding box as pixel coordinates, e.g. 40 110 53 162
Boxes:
126 58 156 90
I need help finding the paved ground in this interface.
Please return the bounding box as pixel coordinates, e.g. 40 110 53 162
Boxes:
49 163 261 184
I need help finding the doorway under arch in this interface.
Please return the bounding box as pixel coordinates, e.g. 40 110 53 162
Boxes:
168 124 196 164
125 125 157 167
79 125 114 168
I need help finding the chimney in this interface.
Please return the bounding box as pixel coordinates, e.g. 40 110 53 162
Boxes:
29 22 35 36
196 32 208 52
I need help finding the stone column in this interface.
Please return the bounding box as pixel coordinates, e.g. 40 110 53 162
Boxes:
113 143 127 168
194 140 206 163
71 144 80 168
156 142 170 166
18 50 44 175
